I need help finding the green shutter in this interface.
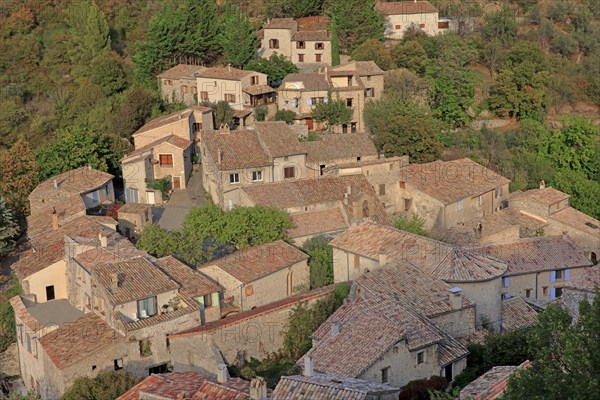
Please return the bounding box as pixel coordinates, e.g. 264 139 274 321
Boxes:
196 296 205 308
212 292 219 307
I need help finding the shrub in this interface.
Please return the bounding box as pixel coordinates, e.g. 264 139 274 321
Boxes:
399 376 448 400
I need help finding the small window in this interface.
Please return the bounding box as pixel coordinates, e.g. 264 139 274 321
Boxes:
543 287 548 296
419 23 425 28
298 54 304 62
395 24 401 29
379 184 386 196
114 358 123 370
555 287 563 298
351 123 357 133
381 367 390 383
269 39 279 49
181 85 188 93
417 351 424 364
315 42 324 50
191 86 197 94
284 166 295 179
525 289 532 298
229 173 240 184
502 277 509 288
365 88 374 98
200 91 209 101
140 339 153 357
245 285 254 296
251 76 259 85
252 170 262 182
296 41 305 49
399 181 406 189
319 164 326 176
356 156 361 162
204 293 213 307
495 187 503 198
137 296 157 318
457 200 464 211
346 98 353 107
92 365 97 371
159 154 173 167
224 93 236 103
404 199 410 211
555 270 563 280
315 54 322 62
166 335 170 350
193 122 203 133
342 124 348 133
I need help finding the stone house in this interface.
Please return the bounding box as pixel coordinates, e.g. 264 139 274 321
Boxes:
116 203 153 240
157 64 207 106
278 61 384 133
482 235 593 302
303 288 469 387
195 66 275 127
376 1 447 39
399 158 511 230
198 241 309 312
272 373 400 400
232 175 390 246
122 107 214 203
562 265 599 321
257 16 332 66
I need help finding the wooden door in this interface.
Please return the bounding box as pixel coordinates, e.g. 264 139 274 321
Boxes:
172 176 181 189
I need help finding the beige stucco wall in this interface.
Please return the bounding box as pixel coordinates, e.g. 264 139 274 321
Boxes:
451 279 502 332
502 266 589 301
151 142 192 190
333 247 379 283
260 28 294 61
123 154 152 195
23 260 67 303
196 72 268 111
160 77 198 106
382 12 440 40
401 184 446 229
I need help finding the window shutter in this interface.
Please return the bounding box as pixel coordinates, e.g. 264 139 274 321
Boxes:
565 269 571 281
125 190 131 203
323 97 329 104
307 98 312 106
212 292 220 307
550 287 556 300
291 99 297 107
197 296 205 309
92 191 98 201
550 271 556 282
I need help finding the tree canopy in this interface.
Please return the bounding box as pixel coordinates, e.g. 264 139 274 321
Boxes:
311 90 353 132
302 236 334 289
61 371 141 400
350 39 395 70
327 0 384 52
245 54 299 85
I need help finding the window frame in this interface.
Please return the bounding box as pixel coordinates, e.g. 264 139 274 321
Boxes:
381 366 390 383
252 170 263 182
159 154 174 167
224 93 236 103
296 41 305 49
269 39 279 49
283 166 295 179
298 54 304 63
417 351 425 364
137 296 158 318
229 173 240 184
315 53 322 62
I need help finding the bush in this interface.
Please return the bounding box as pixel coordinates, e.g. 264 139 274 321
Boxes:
274 110 296 124
399 376 448 400
394 215 428 236
302 236 334 289
61 371 141 400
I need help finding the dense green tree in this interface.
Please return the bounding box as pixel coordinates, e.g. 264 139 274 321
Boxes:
6 391 41 400
133 0 219 84
61 371 141 400
550 33 579 57
136 223 181 259
384 69 429 102
274 110 297 124
330 17 340 66
505 296 600 399
0 198 20 257
302 236 334 289
64 0 111 65
0 140 40 218
200 101 234 127
87 55 128 95
394 215 428 236
311 91 353 132
111 85 157 139
265 0 325 18
245 54 299 84
327 0 384 52
584 52 600 106
350 39 395 70
391 40 427 75
480 39 504 78
481 5 518 45
364 99 441 162
219 6 258 68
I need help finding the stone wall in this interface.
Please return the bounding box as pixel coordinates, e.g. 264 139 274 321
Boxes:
382 12 440 40
430 306 476 339
561 288 595 322
453 279 502 332
503 266 589 301
332 247 379 283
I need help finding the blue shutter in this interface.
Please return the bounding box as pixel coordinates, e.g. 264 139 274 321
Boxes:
550 271 556 282
503 293 510 300
133 189 139 203
92 190 98 201
550 287 556 300
307 98 313 106
125 189 131 203
291 98 297 108
503 277 509 288
565 269 571 281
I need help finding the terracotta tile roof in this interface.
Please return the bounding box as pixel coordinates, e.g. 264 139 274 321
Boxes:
125 134 191 159
510 187 570 205
355 260 475 318
400 158 510 205
26 197 87 238
567 266 600 292
550 206 600 236
480 236 592 276
13 216 118 280
287 208 349 239
133 109 194 136
199 240 308 283
376 1 438 15
39 313 122 369
309 295 467 377
293 30 331 41
501 297 538 332
335 156 408 169
243 85 275 96
94 257 180 305
10 296 44 332
433 249 508 283
74 238 146 272
196 67 256 81
281 73 328 91
155 256 221 307
118 202 152 215
302 134 378 164
28 167 113 203
296 16 330 31
157 64 207 79
117 372 251 400
459 360 532 400
253 121 306 157
264 18 296 29
332 61 385 76
201 129 271 170
272 374 399 400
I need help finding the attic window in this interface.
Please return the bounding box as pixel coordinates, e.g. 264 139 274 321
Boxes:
585 222 599 229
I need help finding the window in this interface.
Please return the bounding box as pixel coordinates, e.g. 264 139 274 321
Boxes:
379 184 386 196
26 334 32 353
284 167 295 179
149 363 170 374
502 277 509 288
395 24 401 30
224 93 236 103
543 286 548 296
351 122 357 133
315 42 324 50
92 190 98 201
204 293 213 307
555 270 563 280
342 124 348 133
269 39 279 49
381 367 390 383
193 122 203 133
114 359 123 371
181 85 188 93
298 54 304 62
252 170 263 182
46 285 55 301
525 289 532 298
296 41 305 49
92 365 97 371
191 86 197 94
555 287 563 298
159 154 173 167
320 164 326 176
404 199 411 212
438 21 450 29
354 254 360 269
200 91 209 101
417 351 425 364
166 335 170 350
399 181 406 189
245 285 254 296
495 187 503 198
357 156 361 162
457 200 464 211
419 23 425 28
229 173 240 184
291 98 299 108
251 76 259 85
346 98 353 107
315 54 322 62
137 296 157 318
365 88 374 97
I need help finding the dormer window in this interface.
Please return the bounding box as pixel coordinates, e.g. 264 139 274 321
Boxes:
137 296 157 318
296 41 305 49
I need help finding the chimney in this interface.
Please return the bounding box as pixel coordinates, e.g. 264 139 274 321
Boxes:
250 377 268 400
176 393 187 400
110 273 120 289
227 63 232 72
331 321 340 336
217 147 223 164
449 287 462 309
539 180 545 190
304 354 314 377
99 233 107 248
346 185 352 196
217 363 229 383
51 207 59 231
378 248 387 267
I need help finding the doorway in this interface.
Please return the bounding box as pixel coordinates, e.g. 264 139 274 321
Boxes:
46 285 55 301
172 176 181 190
444 364 453 382
146 191 156 204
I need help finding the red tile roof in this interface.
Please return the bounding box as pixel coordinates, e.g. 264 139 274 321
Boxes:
281 73 328 91
199 240 308 283
376 1 438 15
39 313 122 369
253 121 307 157
201 129 272 170
302 134 377 164
459 360 532 400
133 109 194 136
272 374 399 400
157 64 207 79
28 167 113 203
510 187 570 205
550 206 600 236
401 158 510 205
296 16 330 31
501 297 538 332
331 61 385 76
287 208 349 239
26 196 87 238
124 134 192 159
196 67 257 81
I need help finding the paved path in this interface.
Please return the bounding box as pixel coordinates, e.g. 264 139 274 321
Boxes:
155 165 207 231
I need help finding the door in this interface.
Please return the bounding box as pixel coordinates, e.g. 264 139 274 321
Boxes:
172 176 181 190
444 364 453 382
306 118 314 131
46 285 55 301
146 191 156 204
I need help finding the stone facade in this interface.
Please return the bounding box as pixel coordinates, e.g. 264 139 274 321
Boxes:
501 267 589 302
376 1 440 40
